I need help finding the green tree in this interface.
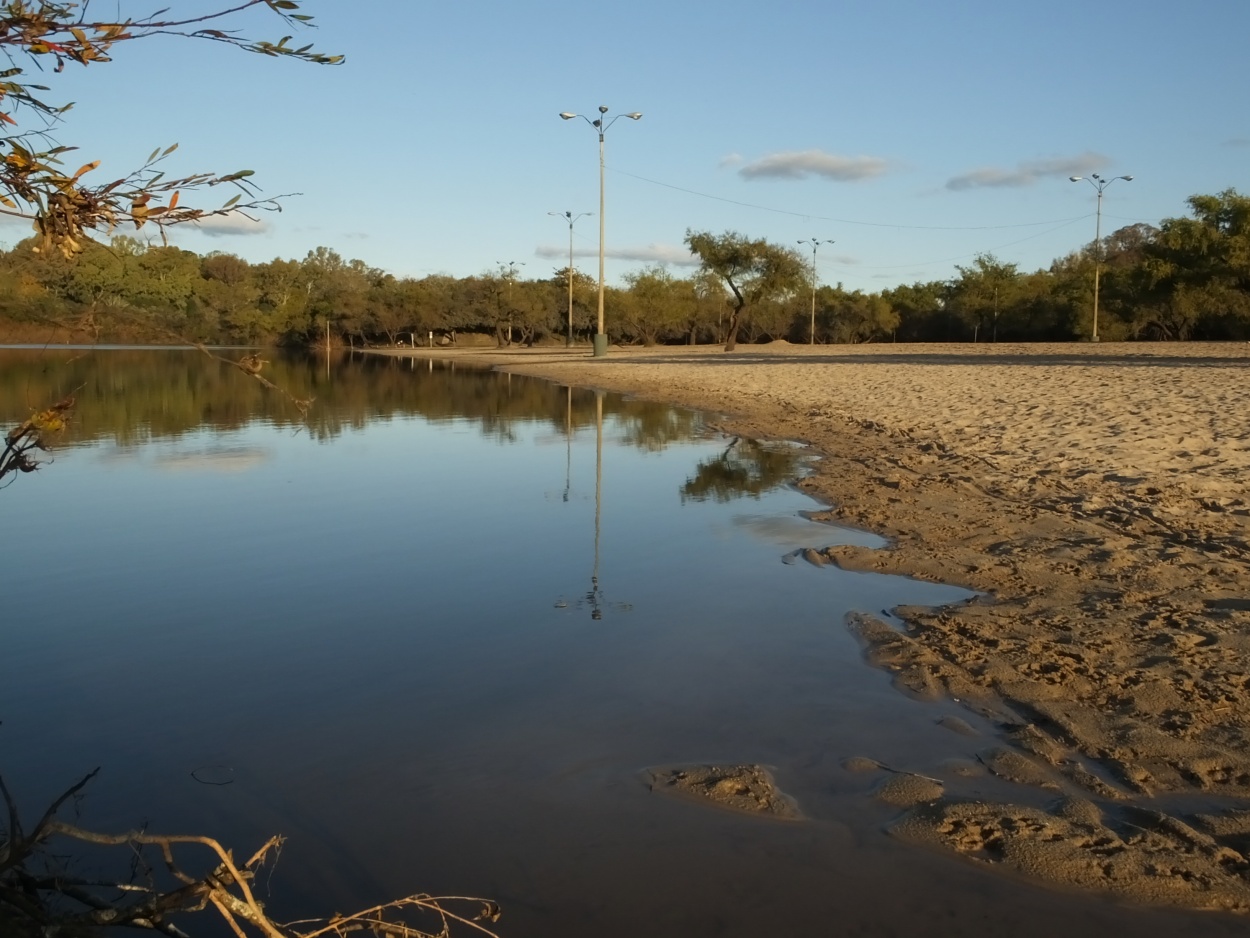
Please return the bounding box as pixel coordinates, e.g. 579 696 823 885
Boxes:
817 284 899 344
299 247 373 347
510 278 558 347
882 280 951 342
685 270 727 345
620 265 689 345
949 253 1021 342
199 252 265 342
684 230 807 351
548 266 595 344
251 257 312 341
1136 189 1250 339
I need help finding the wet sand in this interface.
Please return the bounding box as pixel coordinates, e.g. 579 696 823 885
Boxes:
384 341 1250 914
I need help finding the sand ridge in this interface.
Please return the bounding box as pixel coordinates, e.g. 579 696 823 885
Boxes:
387 341 1250 912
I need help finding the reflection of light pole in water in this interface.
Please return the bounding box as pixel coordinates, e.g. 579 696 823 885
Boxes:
563 385 572 503
588 390 604 620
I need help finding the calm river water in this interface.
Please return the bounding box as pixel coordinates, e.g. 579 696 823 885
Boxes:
2 349 1241 938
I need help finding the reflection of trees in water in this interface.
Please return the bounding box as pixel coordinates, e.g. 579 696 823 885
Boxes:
680 437 806 503
616 402 700 452
0 349 706 455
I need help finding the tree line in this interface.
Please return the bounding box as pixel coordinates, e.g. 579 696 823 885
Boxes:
0 188 1245 348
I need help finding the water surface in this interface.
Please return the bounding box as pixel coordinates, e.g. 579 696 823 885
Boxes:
2 349 1239 938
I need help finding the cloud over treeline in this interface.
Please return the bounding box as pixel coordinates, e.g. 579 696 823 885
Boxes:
946 152 1110 190
192 211 270 237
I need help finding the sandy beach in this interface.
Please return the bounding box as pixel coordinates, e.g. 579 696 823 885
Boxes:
388 340 1250 912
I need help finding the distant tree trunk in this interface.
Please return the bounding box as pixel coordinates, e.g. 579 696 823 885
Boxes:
724 307 743 351
723 289 746 352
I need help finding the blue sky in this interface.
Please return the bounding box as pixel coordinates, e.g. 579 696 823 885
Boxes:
9 0 1248 293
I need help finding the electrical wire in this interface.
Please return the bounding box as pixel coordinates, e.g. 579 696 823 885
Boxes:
610 166 1090 231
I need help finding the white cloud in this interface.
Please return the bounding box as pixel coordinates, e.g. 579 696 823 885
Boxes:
191 211 270 237
1222 137 1250 148
609 243 699 265
945 151 1110 191
534 242 698 266
738 149 888 182
718 152 744 169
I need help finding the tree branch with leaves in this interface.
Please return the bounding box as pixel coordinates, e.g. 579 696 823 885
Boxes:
0 1 343 258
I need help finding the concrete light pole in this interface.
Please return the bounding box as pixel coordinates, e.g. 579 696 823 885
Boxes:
1070 173 1133 342
548 210 593 347
559 106 642 358
797 238 834 345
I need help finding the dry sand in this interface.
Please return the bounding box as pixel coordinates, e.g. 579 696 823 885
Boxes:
391 341 1250 913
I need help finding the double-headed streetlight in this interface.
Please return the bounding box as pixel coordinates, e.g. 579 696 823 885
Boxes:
559 106 642 358
797 238 834 345
548 210 593 348
1070 173 1133 342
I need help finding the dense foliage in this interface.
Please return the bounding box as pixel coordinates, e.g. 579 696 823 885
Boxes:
1 189 1247 348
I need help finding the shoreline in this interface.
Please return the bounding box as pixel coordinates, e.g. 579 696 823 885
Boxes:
378 341 1250 912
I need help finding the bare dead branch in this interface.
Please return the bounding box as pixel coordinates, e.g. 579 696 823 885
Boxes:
28 766 98 842
4 802 502 938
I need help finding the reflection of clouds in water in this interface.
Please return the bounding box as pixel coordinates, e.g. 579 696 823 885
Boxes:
94 445 142 465
153 447 270 474
732 512 886 550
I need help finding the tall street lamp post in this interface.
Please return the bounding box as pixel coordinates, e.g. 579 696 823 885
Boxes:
559 106 642 358
797 238 834 345
548 210 593 348
1070 173 1132 342
495 260 525 345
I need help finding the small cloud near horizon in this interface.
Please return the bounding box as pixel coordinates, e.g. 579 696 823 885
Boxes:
738 149 888 182
535 242 697 266
718 152 744 169
1221 137 1250 148
191 211 271 237
946 151 1110 191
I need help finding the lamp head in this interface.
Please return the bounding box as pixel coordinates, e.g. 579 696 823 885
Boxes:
559 112 577 120
599 105 609 114
1069 176 1082 182
1091 173 1102 180
625 112 642 119
1121 175 1134 181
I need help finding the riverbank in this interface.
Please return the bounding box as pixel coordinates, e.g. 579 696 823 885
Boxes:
380 340 1250 913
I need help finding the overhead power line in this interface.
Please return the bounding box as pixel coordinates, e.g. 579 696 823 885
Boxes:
610 167 1091 231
